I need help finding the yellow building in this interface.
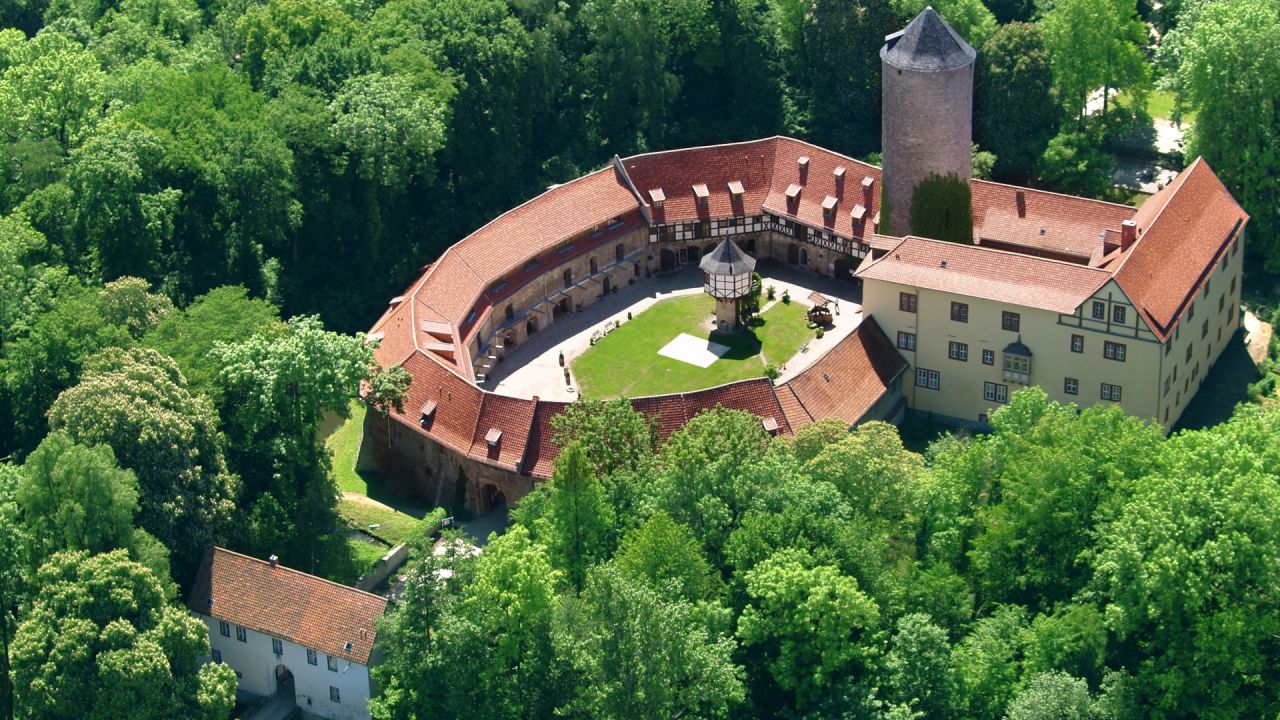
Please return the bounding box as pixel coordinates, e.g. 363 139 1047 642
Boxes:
858 158 1247 431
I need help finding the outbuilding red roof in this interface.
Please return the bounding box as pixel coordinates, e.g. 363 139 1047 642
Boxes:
777 317 907 427
187 547 388 665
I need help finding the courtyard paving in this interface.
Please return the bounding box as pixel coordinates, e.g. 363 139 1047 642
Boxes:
484 263 863 401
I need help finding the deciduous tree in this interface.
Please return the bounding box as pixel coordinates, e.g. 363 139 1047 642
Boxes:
10 550 235 720
975 23 1059 183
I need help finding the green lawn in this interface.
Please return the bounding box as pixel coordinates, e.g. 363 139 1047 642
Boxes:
573 293 812 398
327 401 431 546
1117 89 1197 125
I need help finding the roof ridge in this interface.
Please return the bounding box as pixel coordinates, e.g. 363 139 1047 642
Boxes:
210 546 389 604
1109 157 1203 285
626 375 775 402
971 178 1138 212
897 235 1114 274
621 136 783 164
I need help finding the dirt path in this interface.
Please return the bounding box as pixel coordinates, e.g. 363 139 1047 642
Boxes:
1244 310 1273 365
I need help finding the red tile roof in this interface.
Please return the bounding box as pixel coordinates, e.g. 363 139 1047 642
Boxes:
187 547 387 665
1113 158 1248 339
778 317 907 426
764 137 883 241
624 139 778 225
856 235 1112 313
522 400 569 478
631 377 791 442
396 351 485 455
970 180 1135 263
468 393 538 471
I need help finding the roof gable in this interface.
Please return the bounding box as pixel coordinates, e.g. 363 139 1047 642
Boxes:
1113 158 1248 339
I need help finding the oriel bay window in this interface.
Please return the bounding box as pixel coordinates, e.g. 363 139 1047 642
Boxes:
1002 337 1032 383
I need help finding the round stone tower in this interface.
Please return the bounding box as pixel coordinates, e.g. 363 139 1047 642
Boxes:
880 6 976 236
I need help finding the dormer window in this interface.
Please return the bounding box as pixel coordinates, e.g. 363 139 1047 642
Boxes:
727 180 744 197
692 184 710 204
785 183 802 200
485 428 502 448
822 195 837 214
648 188 665 207
420 400 438 426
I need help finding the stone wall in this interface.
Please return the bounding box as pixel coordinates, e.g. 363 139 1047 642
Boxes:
880 58 973 236
363 411 534 515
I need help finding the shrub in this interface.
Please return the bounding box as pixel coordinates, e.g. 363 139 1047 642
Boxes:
763 364 781 381
815 327 825 339
766 286 776 301
782 289 791 304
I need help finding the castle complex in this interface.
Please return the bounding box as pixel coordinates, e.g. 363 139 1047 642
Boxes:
367 8 1248 513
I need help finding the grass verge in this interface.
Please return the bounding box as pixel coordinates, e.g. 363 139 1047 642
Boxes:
327 400 430 546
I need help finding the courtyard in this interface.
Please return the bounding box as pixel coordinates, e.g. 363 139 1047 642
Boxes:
484 264 864 401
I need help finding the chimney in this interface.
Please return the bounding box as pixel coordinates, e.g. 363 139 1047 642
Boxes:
862 176 876 205
833 166 846 197
1015 190 1026 218
268 555 278 567
798 156 810 184
1121 219 1137 250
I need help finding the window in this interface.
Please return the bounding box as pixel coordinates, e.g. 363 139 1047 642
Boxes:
1064 377 1078 395
1165 407 1170 423
236 626 246 643
897 331 916 351
1165 339 1171 356
328 655 339 672
1188 302 1194 320
984 382 1008 403
1202 319 1209 339
1092 301 1105 320
950 302 968 323
1070 334 1084 353
982 349 994 365
1204 278 1211 297
307 649 318 666
696 220 710 238
915 368 940 390
948 341 968 362
1101 383 1122 402
212 649 222 663
1103 341 1126 361
1112 305 1126 324
1231 276 1237 294
1186 343 1193 362
1164 376 1171 397
900 292 917 313
1219 294 1225 313
330 687 341 703
504 305 514 322
1003 353 1031 379
1001 311 1020 332
563 269 572 288
219 621 230 638
272 638 283 656
1229 306 1235 324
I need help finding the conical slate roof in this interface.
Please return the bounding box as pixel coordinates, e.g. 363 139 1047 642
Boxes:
881 6 976 71
699 238 756 276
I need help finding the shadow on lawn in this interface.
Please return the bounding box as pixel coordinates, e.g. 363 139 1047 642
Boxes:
709 326 764 360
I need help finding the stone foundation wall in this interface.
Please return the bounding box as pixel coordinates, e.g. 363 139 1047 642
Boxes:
363 411 535 515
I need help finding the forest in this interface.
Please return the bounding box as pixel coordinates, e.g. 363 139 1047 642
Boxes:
2 0 1280 716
